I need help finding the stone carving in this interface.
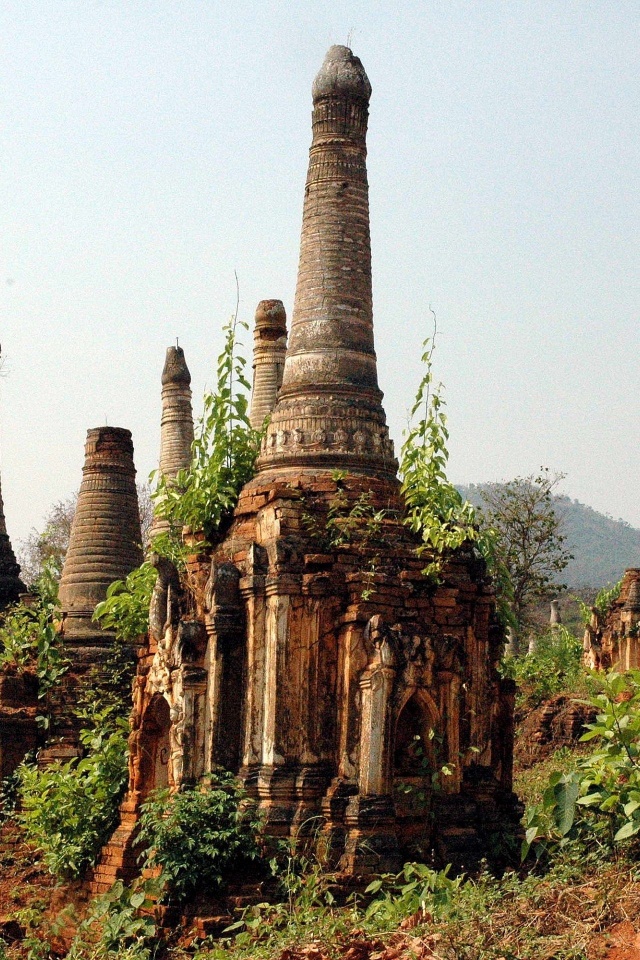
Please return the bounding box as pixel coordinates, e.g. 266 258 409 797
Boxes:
149 554 181 644
586 569 640 671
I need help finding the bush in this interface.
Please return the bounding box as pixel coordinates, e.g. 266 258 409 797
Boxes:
136 772 265 904
509 625 588 710
523 669 640 859
92 562 157 643
18 710 129 879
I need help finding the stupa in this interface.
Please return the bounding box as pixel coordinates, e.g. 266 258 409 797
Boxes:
48 427 143 752
95 46 518 891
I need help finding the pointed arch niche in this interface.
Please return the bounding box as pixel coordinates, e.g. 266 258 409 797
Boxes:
393 690 439 840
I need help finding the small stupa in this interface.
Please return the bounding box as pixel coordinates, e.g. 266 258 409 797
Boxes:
149 346 194 540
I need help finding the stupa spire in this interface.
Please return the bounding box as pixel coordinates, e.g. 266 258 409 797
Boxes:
256 45 396 479
149 346 194 540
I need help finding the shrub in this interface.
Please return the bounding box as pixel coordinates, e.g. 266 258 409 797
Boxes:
509 625 588 710
136 772 265 904
523 669 640 859
18 709 129 879
92 562 157 643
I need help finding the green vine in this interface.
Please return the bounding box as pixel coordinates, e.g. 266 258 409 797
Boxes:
399 317 513 625
302 471 389 601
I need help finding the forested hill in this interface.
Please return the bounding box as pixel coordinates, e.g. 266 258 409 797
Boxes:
458 485 640 589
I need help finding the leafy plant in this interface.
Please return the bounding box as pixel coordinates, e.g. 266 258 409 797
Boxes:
152 311 263 543
92 562 157 643
509 624 588 710
0 590 69 728
522 670 640 859
365 862 463 926
577 579 622 626
136 772 266 904
303 473 390 600
472 470 573 642
64 877 160 960
18 708 129 879
399 332 478 575
398 319 512 624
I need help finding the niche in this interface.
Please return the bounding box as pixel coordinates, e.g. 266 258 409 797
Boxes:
138 694 172 796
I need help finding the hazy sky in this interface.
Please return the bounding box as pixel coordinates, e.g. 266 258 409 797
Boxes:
1 1 638 547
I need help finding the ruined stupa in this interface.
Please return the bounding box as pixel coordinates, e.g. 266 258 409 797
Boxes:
584 569 640 671
59 427 143 650
0 475 25 609
149 346 194 540
96 46 518 891
43 427 143 755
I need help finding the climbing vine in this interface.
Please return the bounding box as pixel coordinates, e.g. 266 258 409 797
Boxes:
399 316 513 624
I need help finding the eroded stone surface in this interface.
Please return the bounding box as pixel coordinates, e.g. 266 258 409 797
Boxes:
249 300 287 430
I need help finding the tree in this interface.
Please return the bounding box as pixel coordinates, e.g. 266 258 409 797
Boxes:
473 470 573 650
17 483 154 588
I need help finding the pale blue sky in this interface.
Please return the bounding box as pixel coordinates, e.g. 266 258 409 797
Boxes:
1 1 638 545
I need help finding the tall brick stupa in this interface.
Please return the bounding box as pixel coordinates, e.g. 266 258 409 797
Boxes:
98 47 518 890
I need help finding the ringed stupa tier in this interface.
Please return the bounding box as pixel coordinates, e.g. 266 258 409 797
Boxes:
0 476 25 609
256 45 396 480
149 346 194 540
59 427 143 647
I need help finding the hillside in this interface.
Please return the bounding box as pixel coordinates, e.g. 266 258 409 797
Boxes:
458 485 640 589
